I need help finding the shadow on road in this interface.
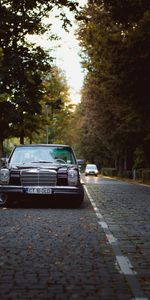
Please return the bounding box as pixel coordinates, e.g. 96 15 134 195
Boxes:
4 196 87 209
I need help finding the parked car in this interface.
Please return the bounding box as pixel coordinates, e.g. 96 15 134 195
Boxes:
85 164 98 176
0 144 84 207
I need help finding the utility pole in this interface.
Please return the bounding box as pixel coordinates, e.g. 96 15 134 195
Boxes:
45 99 62 144
45 103 50 144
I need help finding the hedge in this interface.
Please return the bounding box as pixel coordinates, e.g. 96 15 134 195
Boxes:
101 168 117 177
101 167 150 184
142 169 150 183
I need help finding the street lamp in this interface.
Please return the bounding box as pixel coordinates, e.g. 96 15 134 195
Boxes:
53 117 57 143
45 102 51 144
45 99 62 144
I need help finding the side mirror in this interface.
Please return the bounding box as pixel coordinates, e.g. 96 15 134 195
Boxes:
78 165 82 171
77 159 85 172
1 157 9 167
77 159 84 165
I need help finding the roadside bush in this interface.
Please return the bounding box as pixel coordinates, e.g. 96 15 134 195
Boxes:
133 168 150 181
134 168 144 180
101 168 117 177
101 167 150 184
122 170 133 179
142 169 150 183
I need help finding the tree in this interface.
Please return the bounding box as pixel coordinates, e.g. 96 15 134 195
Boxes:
76 3 126 167
76 0 150 170
32 66 74 144
0 0 79 154
104 0 150 167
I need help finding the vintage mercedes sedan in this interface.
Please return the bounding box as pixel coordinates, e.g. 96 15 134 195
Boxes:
0 144 84 207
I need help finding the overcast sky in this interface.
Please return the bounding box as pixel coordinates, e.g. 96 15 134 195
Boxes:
29 0 87 104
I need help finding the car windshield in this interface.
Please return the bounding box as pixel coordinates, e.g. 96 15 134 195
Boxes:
9 146 76 165
86 165 97 170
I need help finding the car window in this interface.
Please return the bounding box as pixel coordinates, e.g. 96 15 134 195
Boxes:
86 164 97 170
9 146 76 165
50 147 76 164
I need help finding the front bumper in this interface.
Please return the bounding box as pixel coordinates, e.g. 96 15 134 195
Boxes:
85 172 98 175
0 184 84 196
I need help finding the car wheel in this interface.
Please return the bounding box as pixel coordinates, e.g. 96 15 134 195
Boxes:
0 194 14 208
0 193 8 207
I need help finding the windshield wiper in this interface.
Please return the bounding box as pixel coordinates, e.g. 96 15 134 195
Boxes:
30 161 54 163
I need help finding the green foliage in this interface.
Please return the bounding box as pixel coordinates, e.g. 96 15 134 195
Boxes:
76 0 150 169
142 169 150 183
101 168 117 177
104 0 150 25
0 0 78 149
0 48 3 63
133 147 145 169
33 66 74 144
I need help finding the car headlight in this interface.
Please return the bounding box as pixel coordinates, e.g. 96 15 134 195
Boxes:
0 169 10 184
68 169 78 186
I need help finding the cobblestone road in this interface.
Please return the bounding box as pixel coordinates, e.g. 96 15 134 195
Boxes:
0 176 149 300
84 176 150 299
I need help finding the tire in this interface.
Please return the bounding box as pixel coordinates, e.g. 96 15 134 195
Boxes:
0 193 8 207
0 193 14 208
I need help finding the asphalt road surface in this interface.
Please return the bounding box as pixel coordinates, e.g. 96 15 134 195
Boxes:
0 176 149 300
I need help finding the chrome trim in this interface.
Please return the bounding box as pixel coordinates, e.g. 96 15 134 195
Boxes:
20 169 57 186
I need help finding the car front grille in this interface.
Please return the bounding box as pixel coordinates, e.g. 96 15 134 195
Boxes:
20 170 57 186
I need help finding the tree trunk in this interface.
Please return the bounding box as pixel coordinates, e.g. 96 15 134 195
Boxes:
115 158 118 169
124 150 127 171
0 140 3 166
20 130 24 144
118 157 123 176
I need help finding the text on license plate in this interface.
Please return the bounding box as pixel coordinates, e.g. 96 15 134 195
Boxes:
25 187 52 194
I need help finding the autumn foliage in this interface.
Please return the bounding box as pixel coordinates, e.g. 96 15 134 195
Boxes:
76 0 150 172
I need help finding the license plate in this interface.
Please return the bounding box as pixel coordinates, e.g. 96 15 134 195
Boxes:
25 187 52 194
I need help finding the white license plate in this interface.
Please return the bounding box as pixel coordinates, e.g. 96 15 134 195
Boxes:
25 187 52 194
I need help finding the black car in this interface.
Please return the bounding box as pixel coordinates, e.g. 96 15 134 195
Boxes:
0 144 84 207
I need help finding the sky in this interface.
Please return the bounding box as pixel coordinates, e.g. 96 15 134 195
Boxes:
51 0 87 104
29 0 87 104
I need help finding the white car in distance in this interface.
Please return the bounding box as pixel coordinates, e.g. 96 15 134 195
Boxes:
85 164 98 177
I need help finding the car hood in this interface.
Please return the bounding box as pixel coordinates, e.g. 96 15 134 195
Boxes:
8 162 77 171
